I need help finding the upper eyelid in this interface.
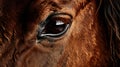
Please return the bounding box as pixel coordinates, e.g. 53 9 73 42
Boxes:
47 12 73 20
50 17 72 24
39 12 73 31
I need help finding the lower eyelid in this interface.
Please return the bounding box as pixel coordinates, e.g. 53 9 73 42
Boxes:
42 24 69 36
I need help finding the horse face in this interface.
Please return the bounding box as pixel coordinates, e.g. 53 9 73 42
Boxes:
0 0 115 67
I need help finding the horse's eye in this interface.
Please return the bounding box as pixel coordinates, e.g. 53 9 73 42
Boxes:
37 13 72 39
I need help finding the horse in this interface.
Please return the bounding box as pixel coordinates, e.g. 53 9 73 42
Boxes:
0 0 120 67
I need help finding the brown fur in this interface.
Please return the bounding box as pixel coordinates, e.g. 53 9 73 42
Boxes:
0 0 120 67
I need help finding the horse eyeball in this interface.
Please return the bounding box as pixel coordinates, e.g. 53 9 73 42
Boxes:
37 13 72 40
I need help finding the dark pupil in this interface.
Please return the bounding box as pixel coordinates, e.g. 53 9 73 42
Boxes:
42 19 66 34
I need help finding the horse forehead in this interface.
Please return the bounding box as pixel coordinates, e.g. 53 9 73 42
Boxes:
52 0 88 3
33 0 90 17
36 0 88 6
51 0 89 6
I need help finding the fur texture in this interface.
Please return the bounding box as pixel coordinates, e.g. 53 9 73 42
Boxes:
0 0 120 67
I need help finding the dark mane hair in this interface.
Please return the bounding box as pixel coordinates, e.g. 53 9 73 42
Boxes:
96 0 120 66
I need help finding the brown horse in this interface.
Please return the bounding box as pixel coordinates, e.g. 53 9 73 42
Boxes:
0 0 120 67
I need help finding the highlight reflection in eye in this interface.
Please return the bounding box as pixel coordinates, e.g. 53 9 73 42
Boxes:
56 21 64 25
37 13 72 40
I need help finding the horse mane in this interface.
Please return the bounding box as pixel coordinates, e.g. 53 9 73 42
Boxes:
96 0 120 66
